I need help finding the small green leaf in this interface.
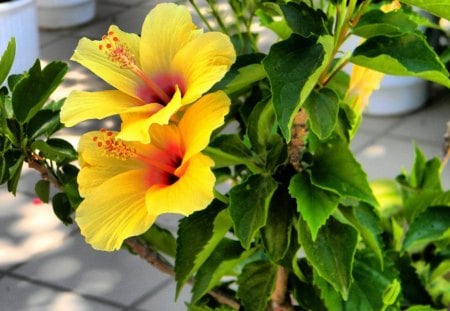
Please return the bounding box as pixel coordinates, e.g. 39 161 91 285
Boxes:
289 173 339 240
31 138 77 163
175 202 232 295
403 206 450 252
229 174 278 249
0 38 16 85
339 204 384 268
34 180 50 203
353 10 418 38
141 224 177 257
310 138 378 206
192 239 248 303
261 186 294 262
12 60 67 123
223 64 267 95
303 88 339 140
299 217 358 300
351 33 450 88
52 192 73 225
247 97 275 155
399 0 450 20
404 306 444 311
281 2 329 37
263 34 333 140
6 152 24 195
237 260 277 311
203 134 260 172
26 109 62 140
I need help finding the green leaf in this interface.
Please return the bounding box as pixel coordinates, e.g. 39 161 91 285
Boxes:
351 251 400 310
175 202 232 295
0 38 15 85
281 2 329 37
263 34 333 141
31 138 77 163
351 33 450 88
229 174 278 249
237 260 277 311
289 173 339 240
353 10 418 38
247 97 275 155
310 138 378 206
26 109 62 140
34 180 50 203
299 217 358 299
203 134 260 173
399 0 450 20
405 306 444 311
192 239 248 303
314 250 400 310
52 192 73 225
212 53 265 94
339 204 384 269
261 186 294 262
403 206 450 252
303 88 339 140
12 60 67 123
140 225 177 258
6 154 24 195
223 64 267 95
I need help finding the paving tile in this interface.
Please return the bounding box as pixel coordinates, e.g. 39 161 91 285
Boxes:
70 18 116 40
390 93 450 145
358 114 403 135
114 8 150 33
14 233 172 306
0 276 120 311
136 280 192 311
355 136 450 188
351 131 375 154
0 189 73 270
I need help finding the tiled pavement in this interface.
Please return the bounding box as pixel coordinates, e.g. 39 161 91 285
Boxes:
1 0 449 310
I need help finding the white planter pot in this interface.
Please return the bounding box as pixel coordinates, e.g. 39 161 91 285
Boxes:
37 0 96 29
364 75 428 116
0 0 39 75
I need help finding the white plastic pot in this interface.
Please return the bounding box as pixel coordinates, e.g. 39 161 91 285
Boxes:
36 0 96 29
0 0 39 75
364 75 428 116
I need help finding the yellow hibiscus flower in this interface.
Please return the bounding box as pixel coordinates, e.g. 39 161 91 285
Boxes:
347 65 384 115
61 3 235 143
75 91 230 251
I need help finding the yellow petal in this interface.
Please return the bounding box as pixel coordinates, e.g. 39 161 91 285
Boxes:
140 3 200 75
179 91 230 162
173 32 236 105
145 153 215 216
72 25 142 98
61 90 144 127
76 169 156 251
77 131 143 196
117 88 182 143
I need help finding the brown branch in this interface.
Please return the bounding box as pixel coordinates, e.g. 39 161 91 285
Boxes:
125 237 240 310
271 267 294 311
288 110 308 172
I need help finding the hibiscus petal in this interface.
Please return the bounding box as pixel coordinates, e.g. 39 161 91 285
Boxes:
117 88 182 143
173 32 236 105
179 91 230 162
145 154 215 216
72 25 143 98
140 3 201 76
77 131 144 196
61 90 143 127
76 169 156 251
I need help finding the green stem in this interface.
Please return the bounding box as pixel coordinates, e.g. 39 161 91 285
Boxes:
214 189 229 204
206 0 229 35
189 0 214 31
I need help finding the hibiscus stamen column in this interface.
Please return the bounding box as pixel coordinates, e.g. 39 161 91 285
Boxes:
99 31 171 104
